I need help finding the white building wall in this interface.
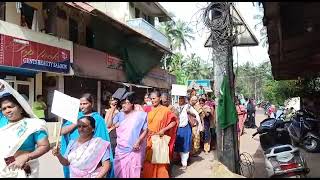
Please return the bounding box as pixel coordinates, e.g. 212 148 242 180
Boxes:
5 2 43 26
5 2 21 25
88 2 130 23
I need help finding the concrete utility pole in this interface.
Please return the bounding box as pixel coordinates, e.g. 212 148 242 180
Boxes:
212 2 240 174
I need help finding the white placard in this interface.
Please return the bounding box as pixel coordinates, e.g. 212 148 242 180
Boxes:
171 84 188 96
51 90 80 124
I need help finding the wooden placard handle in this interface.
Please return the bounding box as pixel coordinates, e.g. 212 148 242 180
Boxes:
55 118 63 149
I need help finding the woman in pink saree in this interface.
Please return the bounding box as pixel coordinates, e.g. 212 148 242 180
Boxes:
236 99 247 140
106 92 148 178
52 116 111 178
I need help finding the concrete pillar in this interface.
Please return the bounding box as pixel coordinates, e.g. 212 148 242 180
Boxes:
57 74 64 93
35 72 42 96
29 77 35 105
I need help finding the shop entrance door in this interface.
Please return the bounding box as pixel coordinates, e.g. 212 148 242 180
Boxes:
4 76 34 106
16 81 34 106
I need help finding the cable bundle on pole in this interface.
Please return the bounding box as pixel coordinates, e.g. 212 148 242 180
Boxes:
202 2 246 53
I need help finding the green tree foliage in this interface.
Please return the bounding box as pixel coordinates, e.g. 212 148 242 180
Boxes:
159 20 195 51
235 61 299 105
167 52 189 85
185 53 213 80
165 52 213 85
262 80 299 106
158 18 213 85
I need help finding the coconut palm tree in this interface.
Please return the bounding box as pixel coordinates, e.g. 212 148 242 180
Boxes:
158 21 176 50
170 53 189 84
171 20 195 51
158 18 196 81
185 54 208 80
158 20 195 51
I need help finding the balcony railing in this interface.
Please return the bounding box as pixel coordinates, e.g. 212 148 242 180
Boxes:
126 18 170 49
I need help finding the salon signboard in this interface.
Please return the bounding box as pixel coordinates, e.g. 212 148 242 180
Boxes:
0 33 70 73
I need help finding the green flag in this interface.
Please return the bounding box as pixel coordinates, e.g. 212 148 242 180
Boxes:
217 75 237 129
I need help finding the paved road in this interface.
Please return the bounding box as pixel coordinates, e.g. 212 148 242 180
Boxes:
39 148 215 178
171 151 215 178
38 149 64 178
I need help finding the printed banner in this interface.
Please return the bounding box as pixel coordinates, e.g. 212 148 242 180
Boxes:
0 34 70 73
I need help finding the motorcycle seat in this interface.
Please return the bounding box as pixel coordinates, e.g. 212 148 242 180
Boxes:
264 144 293 155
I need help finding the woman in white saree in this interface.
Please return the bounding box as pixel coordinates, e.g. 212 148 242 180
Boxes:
0 79 50 178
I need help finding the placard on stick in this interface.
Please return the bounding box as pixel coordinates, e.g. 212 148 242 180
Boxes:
171 84 188 96
51 90 80 124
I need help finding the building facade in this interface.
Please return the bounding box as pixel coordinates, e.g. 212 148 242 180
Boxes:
0 2 176 141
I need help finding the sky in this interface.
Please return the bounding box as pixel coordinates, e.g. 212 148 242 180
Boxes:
159 2 270 66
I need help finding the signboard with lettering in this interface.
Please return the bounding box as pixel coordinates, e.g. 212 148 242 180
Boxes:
106 53 123 70
0 34 70 73
187 79 212 89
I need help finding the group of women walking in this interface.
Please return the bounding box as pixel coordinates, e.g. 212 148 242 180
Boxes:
0 79 180 178
0 78 218 178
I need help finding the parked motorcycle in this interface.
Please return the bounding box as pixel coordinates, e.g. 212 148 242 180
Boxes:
253 117 309 178
288 109 320 152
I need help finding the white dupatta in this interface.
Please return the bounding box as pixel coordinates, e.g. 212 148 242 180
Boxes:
0 79 48 178
0 79 37 119
0 118 47 178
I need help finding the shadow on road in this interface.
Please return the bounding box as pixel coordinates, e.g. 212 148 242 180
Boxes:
188 155 205 165
171 164 185 177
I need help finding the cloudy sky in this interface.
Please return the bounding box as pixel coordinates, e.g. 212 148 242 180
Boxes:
159 2 270 66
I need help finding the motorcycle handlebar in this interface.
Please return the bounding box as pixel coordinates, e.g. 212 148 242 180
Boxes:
252 131 258 138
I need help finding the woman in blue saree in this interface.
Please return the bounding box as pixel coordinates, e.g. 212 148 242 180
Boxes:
59 93 114 178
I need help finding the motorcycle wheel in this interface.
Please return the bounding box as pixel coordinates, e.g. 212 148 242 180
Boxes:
303 137 320 153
